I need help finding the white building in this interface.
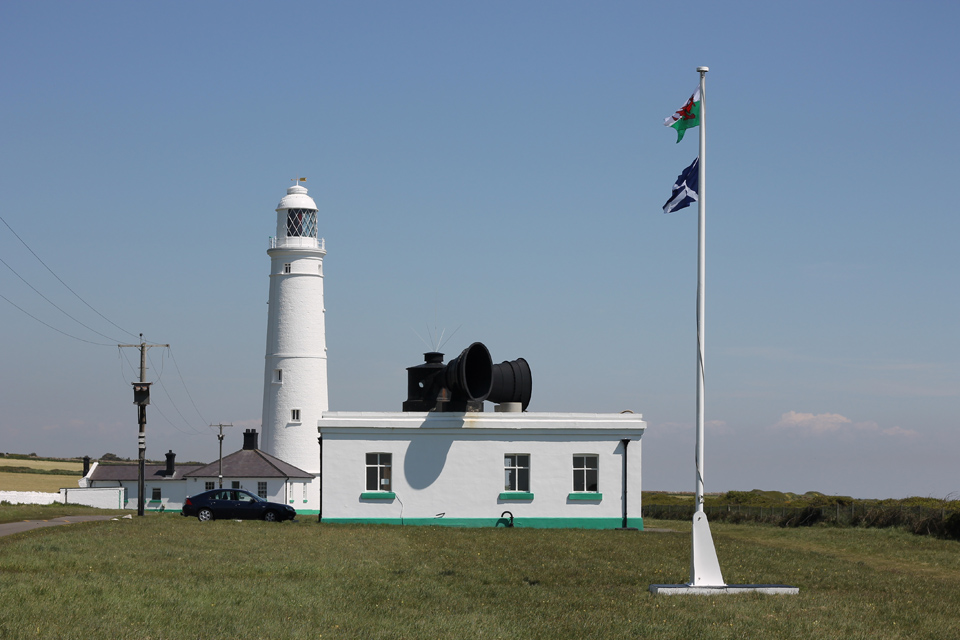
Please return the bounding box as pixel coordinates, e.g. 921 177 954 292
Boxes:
260 182 327 475
261 183 647 528
81 450 202 512
79 431 313 512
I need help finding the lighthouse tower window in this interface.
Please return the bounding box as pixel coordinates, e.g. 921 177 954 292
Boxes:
283 263 292 274
286 208 318 238
291 409 301 423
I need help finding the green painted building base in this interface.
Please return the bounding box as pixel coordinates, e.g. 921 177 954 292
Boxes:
319 516 643 530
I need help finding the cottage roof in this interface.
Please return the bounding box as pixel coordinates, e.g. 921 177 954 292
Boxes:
184 448 312 479
89 463 204 482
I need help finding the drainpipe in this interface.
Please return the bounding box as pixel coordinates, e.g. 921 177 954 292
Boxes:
317 434 323 523
621 438 630 529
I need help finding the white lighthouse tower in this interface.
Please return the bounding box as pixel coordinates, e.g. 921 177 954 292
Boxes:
261 181 327 477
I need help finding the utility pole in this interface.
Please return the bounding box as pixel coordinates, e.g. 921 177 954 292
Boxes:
119 334 169 516
210 423 235 488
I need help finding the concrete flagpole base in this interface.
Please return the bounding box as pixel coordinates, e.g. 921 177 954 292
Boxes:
650 584 799 595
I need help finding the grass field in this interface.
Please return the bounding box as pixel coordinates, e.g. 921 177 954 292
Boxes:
1 509 959 639
0 471 79 493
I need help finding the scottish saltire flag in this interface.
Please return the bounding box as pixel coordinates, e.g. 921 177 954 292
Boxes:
663 157 699 214
664 87 701 143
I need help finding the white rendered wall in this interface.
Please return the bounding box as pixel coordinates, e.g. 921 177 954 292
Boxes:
260 247 327 474
0 491 63 506
90 479 189 511
0 488 123 509
60 488 125 509
318 411 645 527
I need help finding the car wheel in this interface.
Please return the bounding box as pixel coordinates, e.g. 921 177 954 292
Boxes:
263 510 278 522
198 508 214 522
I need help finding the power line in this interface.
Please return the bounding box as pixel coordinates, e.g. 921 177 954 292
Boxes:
150 401 204 438
0 291 114 346
147 350 206 435
0 254 124 343
167 347 209 427
0 212 137 340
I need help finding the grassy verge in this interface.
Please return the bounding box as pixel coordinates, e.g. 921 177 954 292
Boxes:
0 503 126 524
1 515 958 639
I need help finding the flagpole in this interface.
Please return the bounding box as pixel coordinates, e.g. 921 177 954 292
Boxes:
695 66 707 512
688 65 725 587
653 67 799 594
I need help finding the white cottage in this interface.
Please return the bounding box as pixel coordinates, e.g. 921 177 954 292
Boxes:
80 431 313 513
259 182 647 528
183 429 314 508
81 450 202 512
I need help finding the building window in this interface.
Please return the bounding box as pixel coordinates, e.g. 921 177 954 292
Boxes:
504 454 530 492
257 481 268 499
291 409 301 422
275 369 282 383
232 481 240 489
573 455 599 492
151 487 161 501
205 481 215 491
366 453 392 491
284 263 292 274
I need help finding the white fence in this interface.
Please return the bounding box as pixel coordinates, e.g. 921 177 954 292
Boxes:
0 488 124 509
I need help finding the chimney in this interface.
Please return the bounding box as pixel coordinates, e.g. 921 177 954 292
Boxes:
82 456 91 476
165 450 176 476
243 429 259 451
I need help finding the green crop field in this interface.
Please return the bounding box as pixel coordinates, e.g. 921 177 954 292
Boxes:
0 458 83 473
1 508 959 639
0 471 79 493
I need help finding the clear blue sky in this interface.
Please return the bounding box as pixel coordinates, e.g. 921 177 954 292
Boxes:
1 2 957 499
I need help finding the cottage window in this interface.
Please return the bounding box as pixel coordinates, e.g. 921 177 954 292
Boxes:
258 481 268 499
573 455 599 492
232 481 241 489
205 481 215 491
151 487 161 501
504 454 530 492
366 453 392 491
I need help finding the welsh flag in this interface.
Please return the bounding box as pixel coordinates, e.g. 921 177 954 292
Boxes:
664 87 700 143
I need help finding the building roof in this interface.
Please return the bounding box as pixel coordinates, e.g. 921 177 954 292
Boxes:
89 463 204 482
184 448 313 479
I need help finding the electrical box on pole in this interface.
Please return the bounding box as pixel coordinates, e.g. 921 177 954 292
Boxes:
133 382 152 406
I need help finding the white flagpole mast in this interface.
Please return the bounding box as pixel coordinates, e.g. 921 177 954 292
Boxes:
695 67 707 513
652 66 798 595
689 65 725 587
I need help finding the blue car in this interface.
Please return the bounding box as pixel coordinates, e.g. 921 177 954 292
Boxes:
181 489 296 522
